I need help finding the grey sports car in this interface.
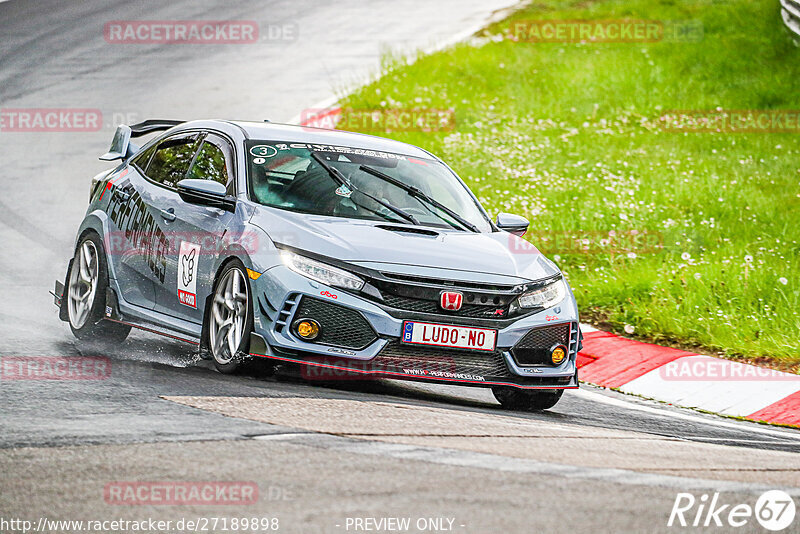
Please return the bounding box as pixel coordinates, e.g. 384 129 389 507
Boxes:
54 119 581 410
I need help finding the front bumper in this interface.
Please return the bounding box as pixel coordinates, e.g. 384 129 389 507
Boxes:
249 266 580 390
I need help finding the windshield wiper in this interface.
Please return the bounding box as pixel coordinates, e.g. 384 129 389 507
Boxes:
358 164 480 233
310 152 420 226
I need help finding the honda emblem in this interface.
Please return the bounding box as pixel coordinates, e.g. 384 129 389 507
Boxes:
440 291 463 311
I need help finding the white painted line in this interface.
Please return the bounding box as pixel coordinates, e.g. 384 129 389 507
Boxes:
253 431 800 495
253 432 316 441
620 356 800 417
571 388 800 441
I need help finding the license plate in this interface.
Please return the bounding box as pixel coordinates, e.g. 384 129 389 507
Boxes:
402 321 497 351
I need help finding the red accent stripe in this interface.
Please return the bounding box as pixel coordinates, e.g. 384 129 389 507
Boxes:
107 318 200 345
249 351 576 390
99 168 129 201
577 331 693 389
746 390 800 426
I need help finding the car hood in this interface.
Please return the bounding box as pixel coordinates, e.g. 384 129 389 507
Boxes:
251 207 559 284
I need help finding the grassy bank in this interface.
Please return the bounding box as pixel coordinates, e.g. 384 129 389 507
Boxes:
339 0 800 365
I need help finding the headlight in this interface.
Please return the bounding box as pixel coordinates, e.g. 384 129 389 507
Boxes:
281 251 365 291
517 279 566 309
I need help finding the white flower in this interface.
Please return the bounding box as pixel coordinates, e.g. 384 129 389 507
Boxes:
624 324 635 334
627 252 637 259
779 277 788 285
553 255 561 263
694 273 702 280
681 252 691 261
744 255 753 263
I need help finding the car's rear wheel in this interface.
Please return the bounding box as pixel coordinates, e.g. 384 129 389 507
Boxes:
491 387 563 411
207 260 254 374
66 232 130 342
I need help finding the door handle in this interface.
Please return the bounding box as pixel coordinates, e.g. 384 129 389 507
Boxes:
159 208 176 222
113 187 131 203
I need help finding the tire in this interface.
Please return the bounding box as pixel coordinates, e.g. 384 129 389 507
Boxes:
492 387 563 411
66 232 131 343
205 260 254 374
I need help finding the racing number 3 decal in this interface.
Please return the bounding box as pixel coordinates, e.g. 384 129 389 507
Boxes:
177 241 201 308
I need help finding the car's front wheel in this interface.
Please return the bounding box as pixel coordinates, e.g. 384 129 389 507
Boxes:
206 260 254 374
491 387 563 411
66 232 130 342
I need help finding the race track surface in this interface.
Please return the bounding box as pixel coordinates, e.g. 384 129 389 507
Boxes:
0 1 798 532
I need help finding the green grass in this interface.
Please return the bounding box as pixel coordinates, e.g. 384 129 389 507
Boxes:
338 0 800 366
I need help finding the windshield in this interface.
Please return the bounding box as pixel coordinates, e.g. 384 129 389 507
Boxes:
245 141 492 232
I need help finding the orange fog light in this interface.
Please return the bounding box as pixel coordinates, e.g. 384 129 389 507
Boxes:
294 319 321 341
551 345 567 365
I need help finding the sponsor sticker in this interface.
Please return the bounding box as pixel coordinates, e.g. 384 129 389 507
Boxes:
249 145 278 158
177 241 200 308
402 368 486 382
334 184 353 198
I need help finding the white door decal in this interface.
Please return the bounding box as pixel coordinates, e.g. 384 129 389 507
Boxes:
177 241 201 308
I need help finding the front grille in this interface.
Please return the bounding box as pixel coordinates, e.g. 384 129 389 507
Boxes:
381 272 518 292
293 296 377 350
372 341 511 378
366 277 526 321
511 323 572 366
382 295 509 319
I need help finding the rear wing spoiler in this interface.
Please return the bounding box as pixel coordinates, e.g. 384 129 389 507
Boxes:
100 119 184 161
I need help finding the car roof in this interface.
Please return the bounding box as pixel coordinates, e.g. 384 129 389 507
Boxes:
219 120 437 159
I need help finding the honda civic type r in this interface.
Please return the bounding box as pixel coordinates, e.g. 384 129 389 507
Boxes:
54 119 582 410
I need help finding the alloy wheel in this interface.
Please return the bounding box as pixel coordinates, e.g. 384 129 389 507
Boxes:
209 267 249 364
67 240 99 329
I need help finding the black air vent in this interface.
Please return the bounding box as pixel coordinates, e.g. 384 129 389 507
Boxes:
375 225 440 237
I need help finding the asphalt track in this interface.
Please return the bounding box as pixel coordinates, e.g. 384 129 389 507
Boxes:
0 1 799 532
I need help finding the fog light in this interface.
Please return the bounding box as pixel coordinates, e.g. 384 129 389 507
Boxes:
550 344 567 365
293 319 321 341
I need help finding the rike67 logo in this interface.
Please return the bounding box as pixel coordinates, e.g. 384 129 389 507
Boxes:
669 491 796 531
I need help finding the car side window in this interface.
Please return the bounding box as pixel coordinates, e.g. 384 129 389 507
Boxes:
185 134 235 195
131 143 157 173
144 134 201 189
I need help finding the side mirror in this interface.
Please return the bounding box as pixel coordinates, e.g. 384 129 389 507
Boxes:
177 179 236 212
496 212 529 237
